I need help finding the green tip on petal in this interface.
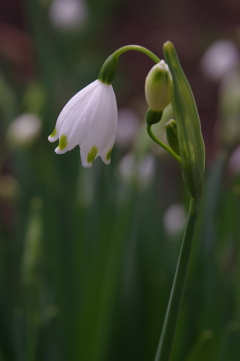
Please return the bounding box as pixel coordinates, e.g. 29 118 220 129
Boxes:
87 146 98 164
49 127 57 138
59 135 68 150
106 149 112 161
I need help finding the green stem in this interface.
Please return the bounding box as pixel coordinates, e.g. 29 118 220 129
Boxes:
98 45 160 84
154 198 198 361
111 45 160 63
147 124 181 164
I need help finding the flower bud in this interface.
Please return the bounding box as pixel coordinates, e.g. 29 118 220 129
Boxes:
165 119 180 155
145 60 172 112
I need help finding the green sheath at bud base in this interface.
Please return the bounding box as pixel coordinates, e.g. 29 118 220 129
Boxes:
165 119 180 156
146 109 163 125
163 41 205 207
145 60 172 112
98 56 119 84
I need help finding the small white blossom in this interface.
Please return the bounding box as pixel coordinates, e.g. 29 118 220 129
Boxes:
118 153 155 188
48 80 118 168
138 154 155 188
201 40 239 81
49 0 88 31
118 153 136 182
163 203 186 236
7 113 42 147
116 108 139 149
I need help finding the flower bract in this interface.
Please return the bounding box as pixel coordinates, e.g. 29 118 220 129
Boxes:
48 80 118 167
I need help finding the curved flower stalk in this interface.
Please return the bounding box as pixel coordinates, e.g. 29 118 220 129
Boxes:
48 79 118 167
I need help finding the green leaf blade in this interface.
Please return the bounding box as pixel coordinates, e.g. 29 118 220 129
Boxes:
163 41 205 206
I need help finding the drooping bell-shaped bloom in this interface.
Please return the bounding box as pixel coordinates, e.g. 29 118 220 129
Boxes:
48 79 118 167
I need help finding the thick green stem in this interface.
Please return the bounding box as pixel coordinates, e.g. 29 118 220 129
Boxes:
111 45 160 63
154 198 198 361
147 124 181 164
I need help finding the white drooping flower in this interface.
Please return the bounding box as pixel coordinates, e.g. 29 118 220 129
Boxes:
48 79 118 167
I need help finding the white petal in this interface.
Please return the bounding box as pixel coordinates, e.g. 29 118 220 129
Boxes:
55 146 67 154
99 91 118 163
55 112 87 152
79 84 118 167
83 84 117 151
56 80 100 130
48 79 101 144
58 81 108 153
48 133 58 143
80 145 96 168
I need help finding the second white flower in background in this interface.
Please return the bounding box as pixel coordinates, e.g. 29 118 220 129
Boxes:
48 79 118 167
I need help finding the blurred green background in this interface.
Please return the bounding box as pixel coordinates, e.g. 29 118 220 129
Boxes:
1 0 240 360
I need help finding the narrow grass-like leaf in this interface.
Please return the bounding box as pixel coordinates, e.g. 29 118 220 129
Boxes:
163 42 205 208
